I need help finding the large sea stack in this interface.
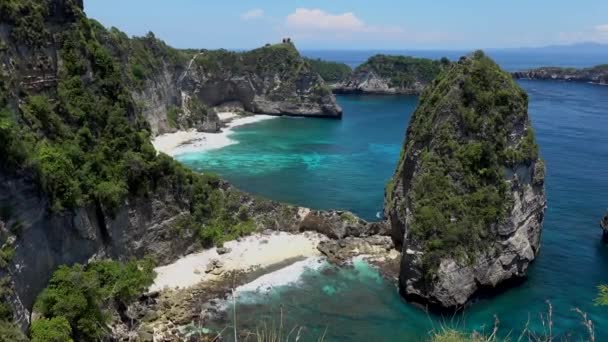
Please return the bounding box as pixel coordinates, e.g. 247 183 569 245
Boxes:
384 51 546 308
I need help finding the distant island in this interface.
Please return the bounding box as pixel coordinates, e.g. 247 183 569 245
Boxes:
513 64 608 85
308 55 451 95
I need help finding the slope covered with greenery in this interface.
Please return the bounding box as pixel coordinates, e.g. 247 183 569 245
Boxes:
356 55 451 88
305 58 352 83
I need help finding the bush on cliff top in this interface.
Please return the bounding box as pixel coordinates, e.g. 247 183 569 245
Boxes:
393 51 539 270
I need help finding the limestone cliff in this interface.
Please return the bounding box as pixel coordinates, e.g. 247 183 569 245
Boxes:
332 55 450 95
384 52 546 308
179 45 342 120
513 65 608 85
94 32 342 136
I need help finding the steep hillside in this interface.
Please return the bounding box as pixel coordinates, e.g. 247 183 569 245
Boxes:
0 0 359 336
333 55 451 95
385 52 546 308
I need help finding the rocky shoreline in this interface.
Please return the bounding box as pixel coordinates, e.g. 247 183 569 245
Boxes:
112 227 398 341
331 55 450 95
512 65 608 85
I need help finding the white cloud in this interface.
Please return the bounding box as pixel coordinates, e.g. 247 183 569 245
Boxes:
241 9 264 21
281 8 456 47
286 8 366 32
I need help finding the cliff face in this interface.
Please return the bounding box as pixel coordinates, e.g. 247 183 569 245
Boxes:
180 45 342 119
513 65 608 85
0 170 199 327
332 55 450 95
95 33 342 137
385 52 546 308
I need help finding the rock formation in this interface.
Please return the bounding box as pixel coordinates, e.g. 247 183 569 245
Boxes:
384 52 546 309
124 40 342 136
332 55 451 95
513 65 608 85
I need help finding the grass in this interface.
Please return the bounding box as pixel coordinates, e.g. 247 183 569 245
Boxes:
429 301 596 342
183 301 598 341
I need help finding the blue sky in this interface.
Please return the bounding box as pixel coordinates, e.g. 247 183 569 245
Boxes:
85 0 608 50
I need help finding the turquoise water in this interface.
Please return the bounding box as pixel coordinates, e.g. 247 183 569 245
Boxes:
178 94 416 221
178 81 608 340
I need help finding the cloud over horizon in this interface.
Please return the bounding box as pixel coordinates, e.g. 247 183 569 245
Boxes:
281 8 457 47
285 8 402 35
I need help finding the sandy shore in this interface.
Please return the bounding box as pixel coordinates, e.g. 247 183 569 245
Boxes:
149 231 328 293
152 113 276 156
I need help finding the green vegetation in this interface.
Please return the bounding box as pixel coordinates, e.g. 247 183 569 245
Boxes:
166 106 182 128
30 317 73 342
0 2 263 330
340 212 358 224
0 320 28 342
357 55 451 88
305 58 352 83
0 1 230 217
429 329 496 342
0 0 51 46
596 285 608 306
392 51 539 270
32 259 155 341
97 28 191 88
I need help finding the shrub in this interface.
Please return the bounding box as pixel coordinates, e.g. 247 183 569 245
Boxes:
0 321 28 342
31 317 74 342
33 260 155 341
33 144 82 211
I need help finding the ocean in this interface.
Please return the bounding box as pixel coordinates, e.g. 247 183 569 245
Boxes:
176 51 608 340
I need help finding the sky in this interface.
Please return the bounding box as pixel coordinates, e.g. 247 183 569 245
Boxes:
85 0 608 50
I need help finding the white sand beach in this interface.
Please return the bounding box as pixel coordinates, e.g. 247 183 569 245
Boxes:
149 231 328 292
151 113 276 156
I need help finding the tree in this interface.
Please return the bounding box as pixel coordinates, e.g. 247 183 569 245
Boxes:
31 317 73 342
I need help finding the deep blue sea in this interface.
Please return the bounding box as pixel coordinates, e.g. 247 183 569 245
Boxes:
177 52 608 340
